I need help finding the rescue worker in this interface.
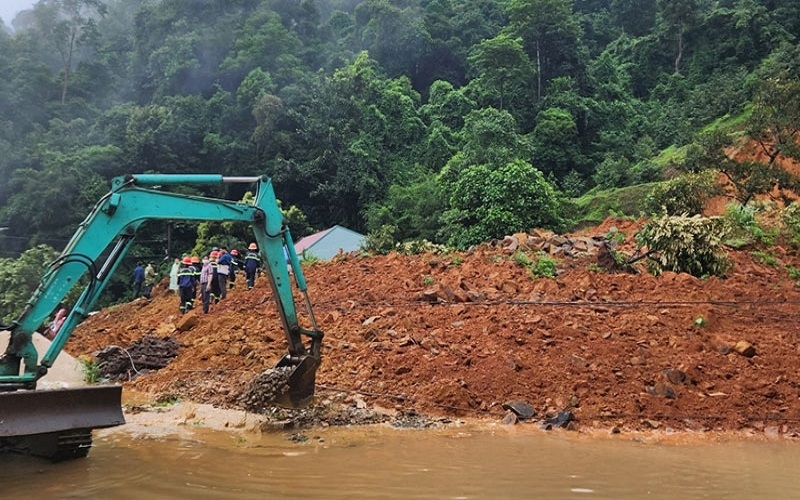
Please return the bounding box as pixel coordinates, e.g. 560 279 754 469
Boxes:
199 255 214 314
216 246 232 299
143 262 156 299
228 249 242 289
209 250 222 302
132 262 145 298
177 256 196 313
244 242 260 290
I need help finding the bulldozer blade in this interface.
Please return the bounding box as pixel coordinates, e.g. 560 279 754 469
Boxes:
0 385 125 438
274 356 320 409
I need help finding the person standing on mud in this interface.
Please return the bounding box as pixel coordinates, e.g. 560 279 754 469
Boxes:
199 255 214 314
228 249 242 290
244 242 260 290
132 262 145 299
177 256 196 313
208 250 222 303
143 262 157 299
216 246 232 299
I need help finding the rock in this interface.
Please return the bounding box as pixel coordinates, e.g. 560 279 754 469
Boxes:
545 410 574 428
664 369 687 385
502 400 536 419
646 382 676 399
502 411 519 425
176 314 199 332
733 340 756 358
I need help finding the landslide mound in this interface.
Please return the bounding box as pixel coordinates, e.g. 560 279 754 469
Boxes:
67 220 800 435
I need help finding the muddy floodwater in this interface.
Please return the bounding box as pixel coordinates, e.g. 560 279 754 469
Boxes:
3 419 800 500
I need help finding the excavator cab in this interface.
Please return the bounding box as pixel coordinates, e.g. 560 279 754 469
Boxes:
0 174 323 459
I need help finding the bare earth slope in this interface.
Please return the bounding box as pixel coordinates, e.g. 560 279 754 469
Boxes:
67 219 800 436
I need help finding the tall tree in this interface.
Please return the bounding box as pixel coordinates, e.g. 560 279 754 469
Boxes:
655 0 697 75
32 0 107 104
505 0 583 101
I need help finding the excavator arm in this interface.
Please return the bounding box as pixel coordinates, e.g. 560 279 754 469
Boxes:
0 174 323 459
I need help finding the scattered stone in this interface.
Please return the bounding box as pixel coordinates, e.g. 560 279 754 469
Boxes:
544 410 575 428
646 382 676 399
175 314 199 332
502 400 536 420
733 340 756 358
664 369 687 385
501 411 519 425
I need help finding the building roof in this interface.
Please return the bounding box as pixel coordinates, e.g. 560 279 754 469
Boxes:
294 225 365 260
294 226 334 255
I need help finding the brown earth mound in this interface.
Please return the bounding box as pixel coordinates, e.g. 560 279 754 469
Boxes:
67 218 800 436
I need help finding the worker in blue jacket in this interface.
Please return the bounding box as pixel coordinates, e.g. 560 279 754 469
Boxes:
244 242 260 290
177 256 196 313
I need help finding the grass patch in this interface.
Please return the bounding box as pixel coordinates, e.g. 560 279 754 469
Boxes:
570 183 658 229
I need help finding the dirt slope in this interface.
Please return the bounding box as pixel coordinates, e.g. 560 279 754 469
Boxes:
68 219 800 436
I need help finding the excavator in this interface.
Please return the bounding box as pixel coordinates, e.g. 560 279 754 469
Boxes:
0 174 323 460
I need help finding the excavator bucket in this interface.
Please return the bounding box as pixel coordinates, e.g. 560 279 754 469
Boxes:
274 355 320 409
0 385 124 460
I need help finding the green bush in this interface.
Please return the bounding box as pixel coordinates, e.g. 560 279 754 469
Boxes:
636 215 730 277
643 170 719 216
723 203 777 247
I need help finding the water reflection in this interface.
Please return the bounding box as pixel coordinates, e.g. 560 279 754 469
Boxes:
3 424 800 499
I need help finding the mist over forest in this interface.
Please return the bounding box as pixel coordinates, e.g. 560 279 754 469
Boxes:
0 0 798 265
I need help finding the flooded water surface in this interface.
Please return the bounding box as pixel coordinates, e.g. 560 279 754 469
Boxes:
3 423 800 499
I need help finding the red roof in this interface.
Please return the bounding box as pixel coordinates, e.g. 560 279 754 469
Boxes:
294 227 333 254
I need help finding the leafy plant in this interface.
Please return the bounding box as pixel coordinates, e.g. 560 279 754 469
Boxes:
635 215 730 277
422 275 435 286
694 316 707 327
531 254 558 278
363 224 398 255
723 203 777 248
751 250 778 267
512 251 557 278
643 170 719 216
80 357 101 384
512 250 534 267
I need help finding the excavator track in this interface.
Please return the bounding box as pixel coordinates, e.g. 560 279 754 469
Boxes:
0 428 93 461
0 385 124 461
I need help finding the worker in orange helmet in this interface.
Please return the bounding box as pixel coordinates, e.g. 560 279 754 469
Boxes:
244 242 260 290
177 256 196 313
228 248 242 290
208 250 222 303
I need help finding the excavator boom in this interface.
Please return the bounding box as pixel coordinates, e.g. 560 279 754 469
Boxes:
0 174 323 459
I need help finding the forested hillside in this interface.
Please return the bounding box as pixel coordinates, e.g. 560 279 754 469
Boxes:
0 1 798 288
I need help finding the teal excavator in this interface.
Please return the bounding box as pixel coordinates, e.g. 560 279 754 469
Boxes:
0 174 323 460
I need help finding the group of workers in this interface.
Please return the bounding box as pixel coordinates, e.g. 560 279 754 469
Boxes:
170 243 262 314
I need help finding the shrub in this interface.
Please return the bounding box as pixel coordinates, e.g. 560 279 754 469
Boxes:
723 203 777 247
635 215 730 277
643 170 719 216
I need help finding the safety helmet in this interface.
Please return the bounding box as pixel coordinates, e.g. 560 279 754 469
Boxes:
182 256 192 264
231 249 239 256
191 256 200 263
210 251 219 259
248 242 257 250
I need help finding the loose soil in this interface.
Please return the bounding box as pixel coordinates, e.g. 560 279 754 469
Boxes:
67 218 800 437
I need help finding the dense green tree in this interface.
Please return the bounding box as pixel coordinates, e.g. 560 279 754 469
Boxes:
505 0 583 100
30 0 107 104
466 34 535 119
440 159 564 248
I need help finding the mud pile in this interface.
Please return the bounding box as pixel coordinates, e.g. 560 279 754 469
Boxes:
67 218 800 436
